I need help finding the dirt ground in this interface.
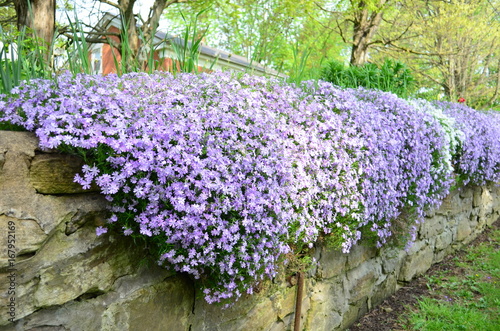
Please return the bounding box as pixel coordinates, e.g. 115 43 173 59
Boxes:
347 218 500 331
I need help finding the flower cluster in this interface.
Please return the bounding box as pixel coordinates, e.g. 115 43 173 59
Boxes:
1 72 365 303
1 71 498 304
433 101 500 185
302 83 456 246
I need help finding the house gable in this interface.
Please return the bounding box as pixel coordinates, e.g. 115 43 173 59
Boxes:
88 13 285 77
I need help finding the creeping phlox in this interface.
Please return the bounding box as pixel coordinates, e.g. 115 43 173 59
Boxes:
1 71 499 305
300 83 458 247
434 101 500 186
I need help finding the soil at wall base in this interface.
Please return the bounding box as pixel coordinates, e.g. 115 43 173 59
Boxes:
348 217 500 331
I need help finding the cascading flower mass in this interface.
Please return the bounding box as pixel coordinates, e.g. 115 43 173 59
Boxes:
1 71 499 304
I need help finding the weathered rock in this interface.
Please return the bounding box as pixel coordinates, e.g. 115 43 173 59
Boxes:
479 187 494 219
346 244 377 270
437 190 461 215
0 131 499 331
340 298 369 330
303 277 346 331
317 247 347 279
0 220 148 324
29 154 97 194
101 276 193 331
473 186 483 208
435 230 453 252
459 187 473 199
379 246 403 275
0 215 46 268
346 261 380 303
419 215 445 238
456 217 473 241
370 273 397 308
64 209 107 235
399 244 434 282
0 149 6 172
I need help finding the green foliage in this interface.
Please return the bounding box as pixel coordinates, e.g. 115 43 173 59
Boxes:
409 297 494 330
170 9 210 74
0 5 15 31
0 120 24 131
0 27 52 95
402 229 500 330
287 42 314 85
106 8 210 75
65 12 92 75
320 58 415 97
0 18 53 131
114 16 165 75
378 0 500 109
324 213 364 251
164 0 345 76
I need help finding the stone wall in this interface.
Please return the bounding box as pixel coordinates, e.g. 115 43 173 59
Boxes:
1 131 499 331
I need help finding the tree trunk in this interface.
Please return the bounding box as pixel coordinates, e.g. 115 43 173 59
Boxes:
350 0 386 66
117 0 184 71
119 0 140 69
14 0 55 57
350 37 369 66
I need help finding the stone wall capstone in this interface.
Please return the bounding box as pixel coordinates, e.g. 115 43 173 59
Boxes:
1 131 499 331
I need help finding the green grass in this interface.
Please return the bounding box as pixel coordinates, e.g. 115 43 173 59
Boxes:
401 228 500 330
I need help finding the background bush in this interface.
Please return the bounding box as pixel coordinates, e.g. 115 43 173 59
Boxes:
320 59 416 98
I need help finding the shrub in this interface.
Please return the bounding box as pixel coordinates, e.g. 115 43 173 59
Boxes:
320 58 415 98
0 71 367 304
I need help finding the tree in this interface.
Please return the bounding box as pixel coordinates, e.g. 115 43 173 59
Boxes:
164 1 308 66
0 1 16 29
13 0 55 55
316 0 395 66
164 0 346 76
348 0 388 65
378 0 500 108
66 0 195 71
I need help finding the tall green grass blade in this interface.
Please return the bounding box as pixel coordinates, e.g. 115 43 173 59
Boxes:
0 24 54 95
66 11 92 75
170 9 209 74
288 42 312 85
320 58 415 98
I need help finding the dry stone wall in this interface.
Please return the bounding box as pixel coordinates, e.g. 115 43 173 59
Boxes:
1 131 499 331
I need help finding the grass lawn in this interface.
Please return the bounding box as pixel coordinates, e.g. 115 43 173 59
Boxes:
402 225 500 330
349 219 500 331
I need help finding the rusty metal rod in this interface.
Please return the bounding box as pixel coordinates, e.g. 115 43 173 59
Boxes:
294 271 304 331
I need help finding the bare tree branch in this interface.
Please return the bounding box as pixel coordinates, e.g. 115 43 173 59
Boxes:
61 31 121 51
143 0 189 39
0 16 16 24
313 1 344 15
385 42 458 56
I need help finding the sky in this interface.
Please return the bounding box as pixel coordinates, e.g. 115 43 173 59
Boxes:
62 0 164 27
64 0 158 18
135 0 156 19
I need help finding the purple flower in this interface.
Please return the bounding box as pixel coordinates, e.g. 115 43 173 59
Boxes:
96 226 108 236
2 71 498 305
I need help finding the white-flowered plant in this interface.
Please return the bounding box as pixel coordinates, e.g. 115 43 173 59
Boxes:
407 98 464 179
435 101 500 186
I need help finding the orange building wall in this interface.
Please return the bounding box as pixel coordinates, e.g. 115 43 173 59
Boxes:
102 26 121 75
98 26 208 75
